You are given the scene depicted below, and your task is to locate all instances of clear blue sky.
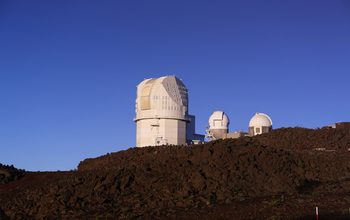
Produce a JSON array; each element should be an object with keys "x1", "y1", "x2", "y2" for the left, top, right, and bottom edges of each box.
[{"x1": 1, "y1": 0, "x2": 349, "y2": 171}]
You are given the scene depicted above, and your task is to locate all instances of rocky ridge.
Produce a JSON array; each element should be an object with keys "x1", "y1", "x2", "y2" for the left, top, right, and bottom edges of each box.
[
  {"x1": 1, "y1": 127, "x2": 350, "y2": 219},
  {"x1": 0, "y1": 164, "x2": 25, "y2": 186}
]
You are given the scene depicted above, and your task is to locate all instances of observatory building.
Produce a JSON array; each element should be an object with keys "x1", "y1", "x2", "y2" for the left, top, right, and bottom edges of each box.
[
  {"x1": 248, "y1": 113, "x2": 273, "y2": 136},
  {"x1": 206, "y1": 111, "x2": 273, "y2": 140},
  {"x1": 207, "y1": 111, "x2": 230, "y2": 140},
  {"x1": 134, "y1": 76, "x2": 204, "y2": 147},
  {"x1": 206, "y1": 111, "x2": 248, "y2": 140}
]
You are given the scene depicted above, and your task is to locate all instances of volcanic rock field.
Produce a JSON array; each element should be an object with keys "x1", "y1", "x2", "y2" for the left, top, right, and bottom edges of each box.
[{"x1": 1, "y1": 127, "x2": 350, "y2": 219}]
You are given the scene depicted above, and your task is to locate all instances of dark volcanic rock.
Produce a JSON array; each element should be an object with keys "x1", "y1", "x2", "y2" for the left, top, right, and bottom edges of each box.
[
  {"x1": 1, "y1": 127, "x2": 350, "y2": 219},
  {"x1": 0, "y1": 164, "x2": 25, "y2": 186}
]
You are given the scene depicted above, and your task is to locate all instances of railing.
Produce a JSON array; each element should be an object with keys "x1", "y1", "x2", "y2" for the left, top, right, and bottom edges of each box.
[{"x1": 133, "y1": 116, "x2": 191, "y2": 122}]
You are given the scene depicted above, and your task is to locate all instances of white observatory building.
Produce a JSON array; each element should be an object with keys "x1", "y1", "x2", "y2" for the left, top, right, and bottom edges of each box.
[
  {"x1": 208, "y1": 111, "x2": 230, "y2": 140},
  {"x1": 134, "y1": 76, "x2": 204, "y2": 147},
  {"x1": 206, "y1": 111, "x2": 247, "y2": 140},
  {"x1": 248, "y1": 113, "x2": 273, "y2": 136}
]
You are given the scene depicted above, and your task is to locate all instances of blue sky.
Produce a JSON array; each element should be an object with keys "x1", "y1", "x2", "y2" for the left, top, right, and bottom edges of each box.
[{"x1": 1, "y1": 0, "x2": 349, "y2": 171}]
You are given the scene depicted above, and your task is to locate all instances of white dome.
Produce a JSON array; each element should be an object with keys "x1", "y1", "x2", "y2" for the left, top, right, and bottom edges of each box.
[
  {"x1": 249, "y1": 113, "x2": 272, "y2": 127},
  {"x1": 209, "y1": 111, "x2": 230, "y2": 129}
]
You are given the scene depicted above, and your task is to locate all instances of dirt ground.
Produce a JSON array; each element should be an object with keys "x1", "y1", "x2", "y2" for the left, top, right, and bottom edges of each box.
[{"x1": 1, "y1": 126, "x2": 350, "y2": 219}]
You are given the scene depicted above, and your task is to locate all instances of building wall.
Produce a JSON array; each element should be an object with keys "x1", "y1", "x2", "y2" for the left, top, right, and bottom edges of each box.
[
  {"x1": 136, "y1": 119, "x2": 152, "y2": 147},
  {"x1": 249, "y1": 126, "x2": 272, "y2": 136},
  {"x1": 262, "y1": 126, "x2": 271, "y2": 134},
  {"x1": 209, "y1": 129, "x2": 228, "y2": 140},
  {"x1": 227, "y1": 132, "x2": 248, "y2": 139},
  {"x1": 160, "y1": 119, "x2": 187, "y2": 146},
  {"x1": 186, "y1": 114, "x2": 196, "y2": 142},
  {"x1": 136, "y1": 118, "x2": 187, "y2": 147},
  {"x1": 248, "y1": 127, "x2": 254, "y2": 137}
]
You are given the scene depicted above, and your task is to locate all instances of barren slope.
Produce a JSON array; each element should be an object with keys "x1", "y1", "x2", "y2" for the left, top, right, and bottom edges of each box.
[{"x1": 1, "y1": 127, "x2": 350, "y2": 219}]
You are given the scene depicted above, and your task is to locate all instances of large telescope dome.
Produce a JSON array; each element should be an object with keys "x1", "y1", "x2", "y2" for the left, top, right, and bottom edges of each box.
[
  {"x1": 134, "y1": 75, "x2": 196, "y2": 147},
  {"x1": 248, "y1": 113, "x2": 273, "y2": 136},
  {"x1": 209, "y1": 111, "x2": 230, "y2": 129},
  {"x1": 249, "y1": 113, "x2": 272, "y2": 127}
]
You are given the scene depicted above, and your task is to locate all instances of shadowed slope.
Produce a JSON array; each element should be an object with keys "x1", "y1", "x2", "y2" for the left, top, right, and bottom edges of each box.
[{"x1": 1, "y1": 127, "x2": 350, "y2": 219}]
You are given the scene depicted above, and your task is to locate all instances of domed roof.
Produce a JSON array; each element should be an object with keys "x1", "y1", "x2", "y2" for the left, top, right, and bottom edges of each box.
[
  {"x1": 249, "y1": 113, "x2": 272, "y2": 127},
  {"x1": 209, "y1": 111, "x2": 230, "y2": 129}
]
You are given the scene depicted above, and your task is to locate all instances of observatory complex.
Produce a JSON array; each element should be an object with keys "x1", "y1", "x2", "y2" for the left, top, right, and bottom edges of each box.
[
  {"x1": 134, "y1": 76, "x2": 204, "y2": 147},
  {"x1": 133, "y1": 75, "x2": 348, "y2": 146},
  {"x1": 206, "y1": 111, "x2": 273, "y2": 140},
  {"x1": 134, "y1": 76, "x2": 273, "y2": 147}
]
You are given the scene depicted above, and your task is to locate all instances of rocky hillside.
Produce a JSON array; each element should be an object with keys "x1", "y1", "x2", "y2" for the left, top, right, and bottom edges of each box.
[
  {"x1": 1, "y1": 127, "x2": 350, "y2": 219},
  {"x1": 0, "y1": 164, "x2": 25, "y2": 186}
]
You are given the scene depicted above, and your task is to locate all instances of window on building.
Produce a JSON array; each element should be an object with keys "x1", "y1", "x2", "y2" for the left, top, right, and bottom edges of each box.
[{"x1": 255, "y1": 127, "x2": 261, "y2": 134}]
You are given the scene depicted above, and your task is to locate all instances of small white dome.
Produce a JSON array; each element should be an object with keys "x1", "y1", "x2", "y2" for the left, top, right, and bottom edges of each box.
[
  {"x1": 249, "y1": 113, "x2": 272, "y2": 127},
  {"x1": 209, "y1": 111, "x2": 230, "y2": 129}
]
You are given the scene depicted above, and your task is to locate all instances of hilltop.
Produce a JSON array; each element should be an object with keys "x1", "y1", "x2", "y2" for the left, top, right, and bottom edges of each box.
[
  {"x1": 1, "y1": 127, "x2": 350, "y2": 219},
  {"x1": 0, "y1": 164, "x2": 25, "y2": 186}
]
